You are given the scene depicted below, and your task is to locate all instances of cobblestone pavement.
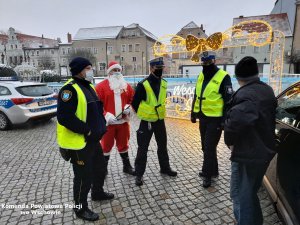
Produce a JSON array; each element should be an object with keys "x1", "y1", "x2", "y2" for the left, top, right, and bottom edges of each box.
[{"x1": 0, "y1": 117, "x2": 282, "y2": 225}]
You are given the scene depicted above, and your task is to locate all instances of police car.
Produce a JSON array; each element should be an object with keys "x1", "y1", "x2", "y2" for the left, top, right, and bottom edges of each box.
[{"x1": 0, "y1": 67, "x2": 57, "y2": 130}]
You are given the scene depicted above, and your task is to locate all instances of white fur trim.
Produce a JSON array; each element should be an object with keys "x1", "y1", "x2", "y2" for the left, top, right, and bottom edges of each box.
[{"x1": 107, "y1": 64, "x2": 122, "y2": 74}]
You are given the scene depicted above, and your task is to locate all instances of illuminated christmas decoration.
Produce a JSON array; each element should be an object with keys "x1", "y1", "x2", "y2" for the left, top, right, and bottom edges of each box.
[{"x1": 153, "y1": 20, "x2": 284, "y2": 119}]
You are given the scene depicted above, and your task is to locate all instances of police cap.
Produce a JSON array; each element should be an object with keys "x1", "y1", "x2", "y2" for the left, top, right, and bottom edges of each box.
[
  {"x1": 200, "y1": 51, "x2": 216, "y2": 62},
  {"x1": 149, "y1": 57, "x2": 164, "y2": 68}
]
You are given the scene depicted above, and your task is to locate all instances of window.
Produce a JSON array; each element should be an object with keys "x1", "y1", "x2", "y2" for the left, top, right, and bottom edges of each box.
[
  {"x1": 88, "y1": 48, "x2": 92, "y2": 53},
  {"x1": 94, "y1": 48, "x2": 98, "y2": 54},
  {"x1": 133, "y1": 64, "x2": 137, "y2": 71},
  {"x1": 9, "y1": 57, "x2": 13, "y2": 64},
  {"x1": 51, "y1": 49, "x2": 55, "y2": 54},
  {"x1": 67, "y1": 48, "x2": 71, "y2": 54},
  {"x1": 11, "y1": 45, "x2": 13, "y2": 49},
  {"x1": 276, "y1": 84, "x2": 300, "y2": 129},
  {"x1": 52, "y1": 60, "x2": 55, "y2": 66},
  {"x1": 135, "y1": 44, "x2": 140, "y2": 52},
  {"x1": 223, "y1": 48, "x2": 228, "y2": 56},
  {"x1": 31, "y1": 51, "x2": 34, "y2": 56},
  {"x1": 179, "y1": 52, "x2": 187, "y2": 59},
  {"x1": 133, "y1": 57, "x2": 137, "y2": 62},
  {"x1": 121, "y1": 44, "x2": 126, "y2": 52},
  {"x1": 241, "y1": 46, "x2": 246, "y2": 54},
  {"x1": 36, "y1": 51, "x2": 39, "y2": 56},
  {"x1": 62, "y1": 48, "x2": 66, "y2": 55},
  {"x1": 128, "y1": 44, "x2": 133, "y2": 52},
  {"x1": 121, "y1": 57, "x2": 124, "y2": 62},
  {"x1": 14, "y1": 56, "x2": 17, "y2": 64},
  {"x1": 99, "y1": 62, "x2": 106, "y2": 71},
  {"x1": 254, "y1": 46, "x2": 259, "y2": 53},
  {"x1": 0, "y1": 86, "x2": 12, "y2": 96},
  {"x1": 62, "y1": 58, "x2": 66, "y2": 64},
  {"x1": 121, "y1": 65, "x2": 125, "y2": 71},
  {"x1": 15, "y1": 44, "x2": 17, "y2": 49},
  {"x1": 107, "y1": 46, "x2": 113, "y2": 54}
]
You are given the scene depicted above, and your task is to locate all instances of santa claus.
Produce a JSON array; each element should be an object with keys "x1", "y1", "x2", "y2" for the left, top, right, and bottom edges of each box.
[{"x1": 95, "y1": 61, "x2": 135, "y2": 176}]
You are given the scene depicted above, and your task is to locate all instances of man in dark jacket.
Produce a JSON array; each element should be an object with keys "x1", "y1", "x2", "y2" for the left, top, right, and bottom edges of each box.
[
  {"x1": 57, "y1": 57, "x2": 114, "y2": 221},
  {"x1": 224, "y1": 56, "x2": 277, "y2": 225}
]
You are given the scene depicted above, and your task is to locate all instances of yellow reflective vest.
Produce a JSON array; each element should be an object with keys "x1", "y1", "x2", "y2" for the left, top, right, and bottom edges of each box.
[
  {"x1": 57, "y1": 79, "x2": 95, "y2": 150},
  {"x1": 137, "y1": 79, "x2": 167, "y2": 122},
  {"x1": 193, "y1": 69, "x2": 227, "y2": 117}
]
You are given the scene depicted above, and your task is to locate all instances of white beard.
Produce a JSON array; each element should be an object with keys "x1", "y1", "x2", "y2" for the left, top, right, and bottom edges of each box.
[{"x1": 108, "y1": 75, "x2": 127, "y2": 93}]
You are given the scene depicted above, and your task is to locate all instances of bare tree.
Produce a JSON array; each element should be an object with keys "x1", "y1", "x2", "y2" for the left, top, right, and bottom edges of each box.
[
  {"x1": 68, "y1": 49, "x2": 97, "y2": 68},
  {"x1": 39, "y1": 55, "x2": 55, "y2": 70}
]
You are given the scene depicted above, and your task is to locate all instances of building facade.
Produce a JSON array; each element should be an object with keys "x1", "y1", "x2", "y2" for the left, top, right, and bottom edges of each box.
[
  {"x1": 71, "y1": 24, "x2": 157, "y2": 76},
  {"x1": 232, "y1": 14, "x2": 293, "y2": 75},
  {"x1": 0, "y1": 27, "x2": 60, "y2": 73}
]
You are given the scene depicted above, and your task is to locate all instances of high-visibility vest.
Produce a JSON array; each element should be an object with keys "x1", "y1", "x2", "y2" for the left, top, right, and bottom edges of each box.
[
  {"x1": 193, "y1": 69, "x2": 227, "y2": 117},
  {"x1": 137, "y1": 79, "x2": 167, "y2": 122},
  {"x1": 57, "y1": 79, "x2": 95, "y2": 150}
]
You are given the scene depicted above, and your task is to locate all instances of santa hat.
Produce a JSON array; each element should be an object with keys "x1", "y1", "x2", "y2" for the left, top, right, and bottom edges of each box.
[{"x1": 107, "y1": 61, "x2": 122, "y2": 74}]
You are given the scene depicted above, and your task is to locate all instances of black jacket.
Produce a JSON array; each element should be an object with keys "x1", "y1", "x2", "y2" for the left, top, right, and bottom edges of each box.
[
  {"x1": 224, "y1": 78, "x2": 277, "y2": 164},
  {"x1": 132, "y1": 74, "x2": 164, "y2": 113},
  {"x1": 57, "y1": 77, "x2": 106, "y2": 142}
]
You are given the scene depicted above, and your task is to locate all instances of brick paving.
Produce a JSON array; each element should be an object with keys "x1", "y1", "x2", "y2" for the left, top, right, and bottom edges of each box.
[{"x1": 0, "y1": 117, "x2": 282, "y2": 225}]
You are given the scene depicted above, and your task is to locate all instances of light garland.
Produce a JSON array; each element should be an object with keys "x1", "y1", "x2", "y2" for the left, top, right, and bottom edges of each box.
[{"x1": 153, "y1": 20, "x2": 285, "y2": 119}]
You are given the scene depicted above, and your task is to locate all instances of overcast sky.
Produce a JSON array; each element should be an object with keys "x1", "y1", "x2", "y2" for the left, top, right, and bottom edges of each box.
[{"x1": 0, "y1": 0, "x2": 276, "y2": 42}]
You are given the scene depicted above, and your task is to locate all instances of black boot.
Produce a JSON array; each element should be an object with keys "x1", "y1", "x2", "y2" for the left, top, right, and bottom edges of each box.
[
  {"x1": 120, "y1": 152, "x2": 136, "y2": 175},
  {"x1": 160, "y1": 168, "x2": 177, "y2": 177},
  {"x1": 91, "y1": 191, "x2": 114, "y2": 201},
  {"x1": 74, "y1": 208, "x2": 99, "y2": 221},
  {"x1": 135, "y1": 176, "x2": 143, "y2": 186},
  {"x1": 104, "y1": 155, "x2": 110, "y2": 177},
  {"x1": 202, "y1": 177, "x2": 212, "y2": 188}
]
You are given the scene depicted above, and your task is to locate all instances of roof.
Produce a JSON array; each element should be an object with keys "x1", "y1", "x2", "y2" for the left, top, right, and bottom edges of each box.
[
  {"x1": 182, "y1": 21, "x2": 199, "y2": 29},
  {"x1": 126, "y1": 23, "x2": 157, "y2": 41},
  {"x1": 0, "y1": 32, "x2": 59, "y2": 48},
  {"x1": 73, "y1": 26, "x2": 124, "y2": 40},
  {"x1": 233, "y1": 13, "x2": 293, "y2": 37}
]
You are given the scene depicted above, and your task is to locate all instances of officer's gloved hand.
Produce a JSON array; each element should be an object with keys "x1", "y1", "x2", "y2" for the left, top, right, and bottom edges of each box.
[
  {"x1": 105, "y1": 112, "x2": 118, "y2": 125},
  {"x1": 191, "y1": 113, "x2": 197, "y2": 123},
  {"x1": 85, "y1": 130, "x2": 103, "y2": 142}
]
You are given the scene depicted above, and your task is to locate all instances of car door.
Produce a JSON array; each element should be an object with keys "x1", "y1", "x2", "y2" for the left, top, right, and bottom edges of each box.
[{"x1": 275, "y1": 82, "x2": 300, "y2": 224}]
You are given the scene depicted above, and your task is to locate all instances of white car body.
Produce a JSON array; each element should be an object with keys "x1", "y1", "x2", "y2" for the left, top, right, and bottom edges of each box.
[{"x1": 0, "y1": 81, "x2": 57, "y2": 130}]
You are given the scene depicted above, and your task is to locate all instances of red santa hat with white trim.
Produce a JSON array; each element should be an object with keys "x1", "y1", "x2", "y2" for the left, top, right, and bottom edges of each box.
[{"x1": 107, "y1": 61, "x2": 122, "y2": 74}]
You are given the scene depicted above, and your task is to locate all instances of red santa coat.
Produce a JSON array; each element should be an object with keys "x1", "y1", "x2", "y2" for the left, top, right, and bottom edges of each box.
[
  {"x1": 95, "y1": 79, "x2": 134, "y2": 124},
  {"x1": 95, "y1": 79, "x2": 134, "y2": 153}
]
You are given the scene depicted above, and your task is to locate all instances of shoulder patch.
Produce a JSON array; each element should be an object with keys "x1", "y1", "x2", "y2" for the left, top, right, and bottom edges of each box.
[
  {"x1": 61, "y1": 90, "x2": 72, "y2": 102},
  {"x1": 226, "y1": 86, "x2": 233, "y2": 94}
]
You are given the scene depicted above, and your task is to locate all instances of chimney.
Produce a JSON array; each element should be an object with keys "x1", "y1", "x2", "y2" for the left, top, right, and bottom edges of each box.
[
  {"x1": 67, "y1": 32, "x2": 72, "y2": 43},
  {"x1": 200, "y1": 24, "x2": 203, "y2": 31},
  {"x1": 42, "y1": 34, "x2": 44, "y2": 39},
  {"x1": 239, "y1": 15, "x2": 244, "y2": 18}
]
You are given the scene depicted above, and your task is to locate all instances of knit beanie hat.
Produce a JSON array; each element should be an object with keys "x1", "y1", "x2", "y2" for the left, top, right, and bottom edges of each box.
[
  {"x1": 69, "y1": 57, "x2": 92, "y2": 76},
  {"x1": 107, "y1": 61, "x2": 122, "y2": 74},
  {"x1": 235, "y1": 56, "x2": 259, "y2": 81}
]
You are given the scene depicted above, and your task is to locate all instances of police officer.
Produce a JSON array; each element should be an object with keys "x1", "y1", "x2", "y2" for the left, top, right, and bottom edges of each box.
[
  {"x1": 132, "y1": 57, "x2": 177, "y2": 186},
  {"x1": 191, "y1": 51, "x2": 233, "y2": 188},
  {"x1": 57, "y1": 57, "x2": 114, "y2": 221}
]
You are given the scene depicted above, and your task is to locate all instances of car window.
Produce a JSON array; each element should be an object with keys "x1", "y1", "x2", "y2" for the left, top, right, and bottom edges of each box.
[
  {"x1": 0, "y1": 86, "x2": 12, "y2": 96},
  {"x1": 276, "y1": 84, "x2": 300, "y2": 128},
  {"x1": 15, "y1": 85, "x2": 53, "y2": 97}
]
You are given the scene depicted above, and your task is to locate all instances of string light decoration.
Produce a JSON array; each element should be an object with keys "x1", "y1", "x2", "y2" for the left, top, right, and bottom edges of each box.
[{"x1": 152, "y1": 20, "x2": 285, "y2": 119}]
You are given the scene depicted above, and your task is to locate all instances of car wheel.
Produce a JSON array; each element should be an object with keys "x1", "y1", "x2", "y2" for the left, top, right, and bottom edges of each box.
[{"x1": 0, "y1": 112, "x2": 11, "y2": 131}]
